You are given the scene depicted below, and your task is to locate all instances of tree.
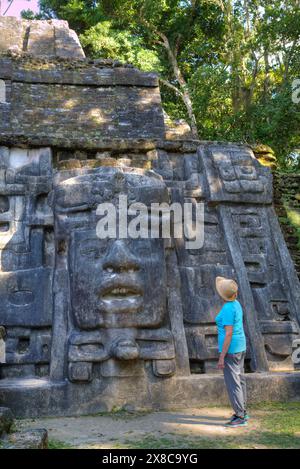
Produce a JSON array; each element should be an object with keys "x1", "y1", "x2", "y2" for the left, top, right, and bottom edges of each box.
[
  {"x1": 22, "y1": 0, "x2": 300, "y2": 167},
  {"x1": 95, "y1": 0, "x2": 225, "y2": 138},
  {"x1": 35, "y1": 1, "x2": 224, "y2": 137},
  {"x1": 80, "y1": 21, "x2": 163, "y2": 72}
]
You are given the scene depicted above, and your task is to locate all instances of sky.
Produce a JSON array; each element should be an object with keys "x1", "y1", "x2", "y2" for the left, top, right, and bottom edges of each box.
[{"x1": 1, "y1": 0, "x2": 40, "y2": 17}]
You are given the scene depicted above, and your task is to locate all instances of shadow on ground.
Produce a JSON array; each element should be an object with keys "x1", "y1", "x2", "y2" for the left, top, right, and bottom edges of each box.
[{"x1": 16, "y1": 404, "x2": 300, "y2": 449}]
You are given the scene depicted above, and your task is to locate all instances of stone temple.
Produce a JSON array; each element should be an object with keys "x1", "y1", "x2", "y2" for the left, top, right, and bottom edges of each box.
[{"x1": 0, "y1": 17, "x2": 299, "y2": 417}]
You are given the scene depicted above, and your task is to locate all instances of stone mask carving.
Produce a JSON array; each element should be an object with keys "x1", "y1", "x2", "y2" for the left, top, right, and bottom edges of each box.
[{"x1": 55, "y1": 167, "x2": 169, "y2": 331}]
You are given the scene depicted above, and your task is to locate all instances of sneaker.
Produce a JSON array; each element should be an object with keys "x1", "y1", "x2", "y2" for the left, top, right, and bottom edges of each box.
[
  {"x1": 230, "y1": 412, "x2": 249, "y2": 421},
  {"x1": 225, "y1": 417, "x2": 247, "y2": 427}
]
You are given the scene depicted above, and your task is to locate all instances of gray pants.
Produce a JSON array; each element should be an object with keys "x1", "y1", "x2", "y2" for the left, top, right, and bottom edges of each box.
[{"x1": 223, "y1": 351, "x2": 247, "y2": 418}]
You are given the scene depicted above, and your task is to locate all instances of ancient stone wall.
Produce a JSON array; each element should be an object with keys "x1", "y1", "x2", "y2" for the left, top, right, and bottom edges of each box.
[
  {"x1": 0, "y1": 147, "x2": 53, "y2": 379},
  {"x1": 274, "y1": 172, "x2": 300, "y2": 279},
  {"x1": 0, "y1": 55, "x2": 164, "y2": 142},
  {"x1": 0, "y1": 18, "x2": 299, "y2": 417},
  {"x1": 0, "y1": 17, "x2": 84, "y2": 58},
  {"x1": 0, "y1": 143, "x2": 299, "y2": 385}
]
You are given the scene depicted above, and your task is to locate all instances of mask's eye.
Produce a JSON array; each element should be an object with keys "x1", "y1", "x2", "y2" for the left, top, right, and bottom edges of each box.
[{"x1": 8, "y1": 290, "x2": 34, "y2": 306}]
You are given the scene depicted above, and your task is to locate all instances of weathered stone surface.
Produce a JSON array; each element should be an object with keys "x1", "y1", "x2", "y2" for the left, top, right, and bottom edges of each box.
[
  {"x1": 0, "y1": 407, "x2": 14, "y2": 436},
  {"x1": 0, "y1": 18, "x2": 299, "y2": 417},
  {"x1": 12, "y1": 65, "x2": 159, "y2": 87},
  {"x1": 0, "y1": 147, "x2": 53, "y2": 379},
  {"x1": 273, "y1": 172, "x2": 300, "y2": 280},
  {"x1": 0, "y1": 142, "x2": 298, "y2": 398},
  {"x1": 3, "y1": 428, "x2": 48, "y2": 449},
  {"x1": 199, "y1": 144, "x2": 273, "y2": 204},
  {"x1": 0, "y1": 56, "x2": 164, "y2": 142},
  {"x1": 163, "y1": 111, "x2": 193, "y2": 141},
  {"x1": 0, "y1": 18, "x2": 84, "y2": 58},
  {"x1": 0, "y1": 373, "x2": 300, "y2": 417}
]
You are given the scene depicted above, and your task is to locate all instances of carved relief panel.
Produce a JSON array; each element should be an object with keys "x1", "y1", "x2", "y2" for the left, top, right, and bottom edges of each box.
[
  {"x1": 158, "y1": 148, "x2": 239, "y2": 373},
  {"x1": 53, "y1": 166, "x2": 177, "y2": 383},
  {"x1": 0, "y1": 147, "x2": 54, "y2": 378},
  {"x1": 230, "y1": 205, "x2": 300, "y2": 369}
]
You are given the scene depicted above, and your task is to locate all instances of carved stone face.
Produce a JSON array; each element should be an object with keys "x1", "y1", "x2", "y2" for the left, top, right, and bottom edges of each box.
[
  {"x1": 55, "y1": 167, "x2": 169, "y2": 330},
  {"x1": 70, "y1": 233, "x2": 166, "y2": 329}
]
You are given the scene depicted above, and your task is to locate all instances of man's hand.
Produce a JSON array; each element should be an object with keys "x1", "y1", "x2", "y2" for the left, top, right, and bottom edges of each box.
[{"x1": 217, "y1": 354, "x2": 225, "y2": 369}]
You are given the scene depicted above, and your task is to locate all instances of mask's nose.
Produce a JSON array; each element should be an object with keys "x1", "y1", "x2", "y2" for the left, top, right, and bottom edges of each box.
[{"x1": 102, "y1": 240, "x2": 140, "y2": 273}]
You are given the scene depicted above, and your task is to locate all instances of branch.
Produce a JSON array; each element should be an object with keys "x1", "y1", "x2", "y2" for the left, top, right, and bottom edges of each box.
[
  {"x1": 174, "y1": 34, "x2": 182, "y2": 58},
  {"x1": 213, "y1": 0, "x2": 225, "y2": 12},
  {"x1": 155, "y1": 30, "x2": 170, "y2": 49},
  {"x1": 159, "y1": 78, "x2": 184, "y2": 98},
  {"x1": 250, "y1": 57, "x2": 260, "y2": 91},
  {"x1": 138, "y1": 9, "x2": 159, "y2": 35},
  {"x1": 137, "y1": 12, "x2": 170, "y2": 49},
  {"x1": 153, "y1": 39, "x2": 165, "y2": 47},
  {"x1": 3, "y1": 0, "x2": 14, "y2": 16},
  {"x1": 284, "y1": 37, "x2": 299, "y2": 78}
]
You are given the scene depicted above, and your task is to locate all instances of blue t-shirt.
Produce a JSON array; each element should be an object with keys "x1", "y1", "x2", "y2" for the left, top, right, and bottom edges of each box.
[{"x1": 216, "y1": 300, "x2": 246, "y2": 354}]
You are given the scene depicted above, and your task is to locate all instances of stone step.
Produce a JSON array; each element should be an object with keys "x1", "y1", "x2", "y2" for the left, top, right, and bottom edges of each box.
[{"x1": 1, "y1": 429, "x2": 48, "y2": 449}]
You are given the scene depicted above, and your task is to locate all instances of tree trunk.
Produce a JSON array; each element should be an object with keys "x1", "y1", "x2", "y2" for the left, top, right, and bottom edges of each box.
[
  {"x1": 158, "y1": 31, "x2": 199, "y2": 138},
  {"x1": 244, "y1": 0, "x2": 251, "y2": 37},
  {"x1": 222, "y1": 1, "x2": 243, "y2": 113},
  {"x1": 263, "y1": 48, "x2": 270, "y2": 101}
]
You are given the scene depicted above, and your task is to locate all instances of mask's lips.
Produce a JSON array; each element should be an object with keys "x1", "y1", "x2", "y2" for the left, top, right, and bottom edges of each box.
[
  {"x1": 100, "y1": 284, "x2": 143, "y2": 300},
  {"x1": 99, "y1": 280, "x2": 144, "y2": 313}
]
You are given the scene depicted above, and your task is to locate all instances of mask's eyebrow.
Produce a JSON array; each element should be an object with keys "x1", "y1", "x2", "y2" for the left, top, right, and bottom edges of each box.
[{"x1": 56, "y1": 203, "x2": 91, "y2": 213}]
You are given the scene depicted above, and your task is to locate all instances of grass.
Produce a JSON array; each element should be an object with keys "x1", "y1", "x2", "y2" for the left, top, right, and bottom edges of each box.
[
  {"x1": 252, "y1": 402, "x2": 300, "y2": 435},
  {"x1": 48, "y1": 439, "x2": 74, "y2": 449},
  {"x1": 120, "y1": 433, "x2": 300, "y2": 450},
  {"x1": 114, "y1": 402, "x2": 300, "y2": 449},
  {"x1": 89, "y1": 407, "x2": 152, "y2": 420},
  {"x1": 15, "y1": 402, "x2": 300, "y2": 449}
]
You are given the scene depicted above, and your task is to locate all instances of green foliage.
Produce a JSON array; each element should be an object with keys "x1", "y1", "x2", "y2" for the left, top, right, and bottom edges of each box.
[
  {"x1": 23, "y1": 0, "x2": 300, "y2": 167},
  {"x1": 21, "y1": 9, "x2": 44, "y2": 20},
  {"x1": 80, "y1": 22, "x2": 163, "y2": 72}
]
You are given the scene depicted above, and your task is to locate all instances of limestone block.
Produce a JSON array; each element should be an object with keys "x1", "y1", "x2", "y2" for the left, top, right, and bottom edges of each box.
[
  {"x1": 0, "y1": 17, "x2": 24, "y2": 53},
  {"x1": 0, "y1": 17, "x2": 84, "y2": 59},
  {"x1": 69, "y1": 362, "x2": 93, "y2": 383},
  {"x1": 152, "y1": 359, "x2": 176, "y2": 377},
  {"x1": 4, "y1": 429, "x2": 48, "y2": 449}
]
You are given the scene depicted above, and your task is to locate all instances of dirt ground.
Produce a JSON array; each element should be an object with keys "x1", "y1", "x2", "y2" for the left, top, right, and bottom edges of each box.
[{"x1": 16, "y1": 407, "x2": 263, "y2": 449}]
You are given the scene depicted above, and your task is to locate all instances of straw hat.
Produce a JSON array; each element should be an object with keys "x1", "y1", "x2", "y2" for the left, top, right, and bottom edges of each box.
[{"x1": 215, "y1": 276, "x2": 238, "y2": 301}]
